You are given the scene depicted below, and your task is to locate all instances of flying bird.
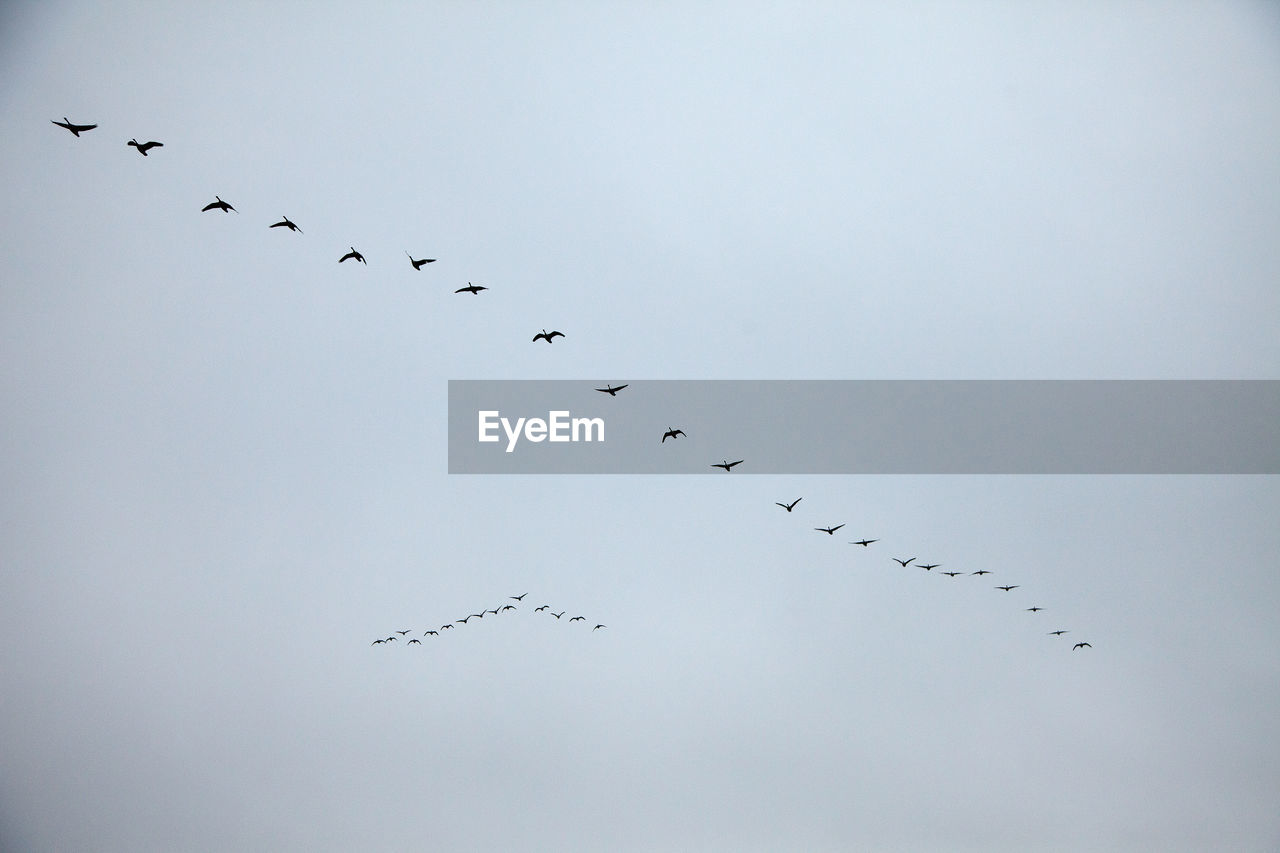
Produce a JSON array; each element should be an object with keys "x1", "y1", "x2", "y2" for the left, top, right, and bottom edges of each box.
[
  {"x1": 941, "y1": 571, "x2": 963, "y2": 577},
  {"x1": 661, "y1": 428, "x2": 685, "y2": 443},
  {"x1": 127, "y1": 138, "x2": 163, "y2": 155},
  {"x1": 892, "y1": 557, "x2": 916, "y2": 567},
  {"x1": 201, "y1": 196, "x2": 235, "y2": 213},
  {"x1": 711, "y1": 459, "x2": 743, "y2": 471},
  {"x1": 501, "y1": 605, "x2": 516, "y2": 612},
  {"x1": 534, "y1": 605, "x2": 549, "y2": 612},
  {"x1": 1073, "y1": 642, "x2": 1092, "y2": 650},
  {"x1": 1048, "y1": 630, "x2": 1069, "y2": 636},
  {"x1": 996, "y1": 585, "x2": 1019, "y2": 592},
  {"x1": 917, "y1": 563, "x2": 939, "y2": 571},
  {"x1": 385, "y1": 636, "x2": 397, "y2": 642},
  {"x1": 593, "y1": 624, "x2": 606, "y2": 631},
  {"x1": 569, "y1": 616, "x2": 585, "y2": 622},
  {"x1": 533, "y1": 329, "x2": 565, "y2": 343},
  {"x1": 776, "y1": 498, "x2": 802, "y2": 512},
  {"x1": 455, "y1": 282, "x2": 487, "y2": 294},
  {"x1": 408, "y1": 638, "x2": 421, "y2": 644},
  {"x1": 372, "y1": 639, "x2": 385, "y2": 645},
  {"x1": 339, "y1": 247, "x2": 366, "y2": 264},
  {"x1": 971, "y1": 569, "x2": 992, "y2": 576},
  {"x1": 1026, "y1": 607, "x2": 1044, "y2": 612},
  {"x1": 424, "y1": 630, "x2": 438, "y2": 636},
  {"x1": 551, "y1": 611, "x2": 565, "y2": 619},
  {"x1": 850, "y1": 539, "x2": 878, "y2": 547},
  {"x1": 456, "y1": 616, "x2": 472, "y2": 624},
  {"x1": 486, "y1": 608, "x2": 499, "y2": 615},
  {"x1": 815, "y1": 525, "x2": 845, "y2": 535},
  {"x1": 406, "y1": 252, "x2": 436, "y2": 269},
  {"x1": 595, "y1": 384, "x2": 628, "y2": 396},
  {"x1": 395, "y1": 630, "x2": 411, "y2": 635},
  {"x1": 510, "y1": 594, "x2": 527, "y2": 601},
  {"x1": 440, "y1": 624, "x2": 453, "y2": 630},
  {"x1": 52, "y1": 117, "x2": 97, "y2": 136},
  {"x1": 269, "y1": 216, "x2": 302, "y2": 232}
]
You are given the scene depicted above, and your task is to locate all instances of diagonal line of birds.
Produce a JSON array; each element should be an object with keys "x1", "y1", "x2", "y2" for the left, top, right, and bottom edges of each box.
[
  {"x1": 371, "y1": 594, "x2": 607, "y2": 647},
  {"x1": 51, "y1": 115, "x2": 1091, "y2": 655}
]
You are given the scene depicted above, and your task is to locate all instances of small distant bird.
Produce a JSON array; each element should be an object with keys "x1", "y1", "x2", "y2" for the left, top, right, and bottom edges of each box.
[
  {"x1": 1073, "y1": 642, "x2": 1092, "y2": 650},
  {"x1": 440, "y1": 624, "x2": 453, "y2": 630},
  {"x1": 455, "y1": 282, "x2": 487, "y2": 294},
  {"x1": 457, "y1": 616, "x2": 472, "y2": 624},
  {"x1": 711, "y1": 459, "x2": 743, "y2": 471},
  {"x1": 510, "y1": 594, "x2": 527, "y2": 601},
  {"x1": 395, "y1": 630, "x2": 410, "y2": 635},
  {"x1": 917, "y1": 563, "x2": 939, "y2": 571},
  {"x1": 534, "y1": 605, "x2": 549, "y2": 612},
  {"x1": 850, "y1": 539, "x2": 878, "y2": 547},
  {"x1": 593, "y1": 624, "x2": 606, "y2": 631},
  {"x1": 776, "y1": 498, "x2": 802, "y2": 512},
  {"x1": 501, "y1": 605, "x2": 516, "y2": 612},
  {"x1": 425, "y1": 630, "x2": 438, "y2": 636},
  {"x1": 486, "y1": 608, "x2": 499, "y2": 615},
  {"x1": 408, "y1": 638, "x2": 421, "y2": 644},
  {"x1": 406, "y1": 252, "x2": 436, "y2": 269},
  {"x1": 661, "y1": 428, "x2": 685, "y2": 443},
  {"x1": 201, "y1": 196, "x2": 235, "y2": 213},
  {"x1": 1026, "y1": 607, "x2": 1044, "y2": 612},
  {"x1": 339, "y1": 247, "x2": 366, "y2": 264},
  {"x1": 269, "y1": 216, "x2": 302, "y2": 232},
  {"x1": 1048, "y1": 630, "x2": 1069, "y2": 636},
  {"x1": 385, "y1": 636, "x2": 397, "y2": 642},
  {"x1": 52, "y1": 117, "x2": 97, "y2": 136},
  {"x1": 595, "y1": 384, "x2": 628, "y2": 396},
  {"x1": 127, "y1": 138, "x2": 163, "y2": 155},
  {"x1": 551, "y1": 611, "x2": 565, "y2": 619},
  {"x1": 372, "y1": 639, "x2": 385, "y2": 645},
  {"x1": 569, "y1": 616, "x2": 585, "y2": 622},
  {"x1": 533, "y1": 329, "x2": 565, "y2": 343},
  {"x1": 996, "y1": 585, "x2": 1019, "y2": 592},
  {"x1": 941, "y1": 571, "x2": 962, "y2": 577},
  {"x1": 892, "y1": 557, "x2": 916, "y2": 567},
  {"x1": 971, "y1": 570, "x2": 992, "y2": 576},
  {"x1": 815, "y1": 525, "x2": 845, "y2": 535}
]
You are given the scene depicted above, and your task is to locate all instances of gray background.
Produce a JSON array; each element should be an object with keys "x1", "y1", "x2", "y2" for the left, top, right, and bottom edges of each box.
[{"x1": 3, "y1": 2, "x2": 1279, "y2": 851}]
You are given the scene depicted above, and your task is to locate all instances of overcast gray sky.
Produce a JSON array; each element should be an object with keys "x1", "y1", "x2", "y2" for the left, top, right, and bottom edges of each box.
[{"x1": 2, "y1": 2, "x2": 1279, "y2": 851}]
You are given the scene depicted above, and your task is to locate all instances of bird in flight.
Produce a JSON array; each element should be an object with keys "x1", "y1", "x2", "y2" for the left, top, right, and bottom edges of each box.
[
  {"x1": 917, "y1": 563, "x2": 939, "y2": 571},
  {"x1": 406, "y1": 252, "x2": 436, "y2": 269},
  {"x1": 532, "y1": 329, "x2": 565, "y2": 343},
  {"x1": 996, "y1": 585, "x2": 1019, "y2": 592},
  {"x1": 593, "y1": 624, "x2": 606, "y2": 631},
  {"x1": 534, "y1": 605, "x2": 549, "y2": 612},
  {"x1": 892, "y1": 557, "x2": 916, "y2": 567},
  {"x1": 455, "y1": 282, "x2": 487, "y2": 294},
  {"x1": 201, "y1": 196, "x2": 236, "y2": 213},
  {"x1": 339, "y1": 247, "x2": 366, "y2": 264},
  {"x1": 395, "y1": 630, "x2": 411, "y2": 635},
  {"x1": 850, "y1": 539, "x2": 878, "y2": 547},
  {"x1": 424, "y1": 630, "x2": 438, "y2": 636},
  {"x1": 52, "y1": 117, "x2": 97, "y2": 136},
  {"x1": 661, "y1": 428, "x2": 685, "y2": 443},
  {"x1": 1026, "y1": 607, "x2": 1044, "y2": 612},
  {"x1": 1048, "y1": 630, "x2": 1069, "y2": 636},
  {"x1": 569, "y1": 616, "x2": 586, "y2": 622},
  {"x1": 711, "y1": 459, "x2": 743, "y2": 471},
  {"x1": 501, "y1": 605, "x2": 516, "y2": 612},
  {"x1": 127, "y1": 138, "x2": 163, "y2": 155},
  {"x1": 595, "y1": 384, "x2": 628, "y2": 396},
  {"x1": 510, "y1": 593, "x2": 527, "y2": 601},
  {"x1": 269, "y1": 216, "x2": 302, "y2": 233},
  {"x1": 456, "y1": 616, "x2": 472, "y2": 624},
  {"x1": 440, "y1": 624, "x2": 453, "y2": 630},
  {"x1": 1073, "y1": 642, "x2": 1092, "y2": 650},
  {"x1": 551, "y1": 611, "x2": 565, "y2": 619},
  {"x1": 815, "y1": 524, "x2": 845, "y2": 535},
  {"x1": 408, "y1": 638, "x2": 421, "y2": 644},
  {"x1": 776, "y1": 498, "x2": 802, "y2": 512},
  {"x1": 372, "y1": 639, "x2": 385, "y2": 645},
  {"x1": 941, "y1": 571, "x2": 963, "y2": 577},
  {"x1": 971, "y1": 569, "x2": 991, "y2": 576}
]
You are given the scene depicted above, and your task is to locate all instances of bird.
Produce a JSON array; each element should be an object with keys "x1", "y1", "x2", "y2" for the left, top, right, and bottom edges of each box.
[
  {"x1": 456, "y1": 616, "x2": 472, "y2": 624},
  {"x1": 440, "y1": 624, "x2": 453, "y2": 630},
  {"x1": 395, "y1": 630, "x2": 410, "y2": 635},
  {"x1": 510, "y1": 594, "x2": 527, "y2": 601},
  {"x1": 941, "y1": 571, "x2": 963, "y2": 577},
  {"x1": 127, "y1": 138, "x2": 163, "y2": 155},
  {"x1": 406, "y1": 252, "x2": 436, "y2": 269},
  {"x1": 339, "y1": 247, "x2": 366, "y2": 264},
  {"x1": 385, "y1": 636, "x2": 397, "y2": 642},
  {"x1": 201, "y1": 196, "x2": 235, "y2": 213},
  {"x1": 408, "y1": 638, "x2": 421, "y2": 644},
  {"x1": 917, "y1": 563, "x2": 940, "y2": 571},
  {"x1": 1026, "y1": 607, "x2": 1044, "y2": 612},
  {"x1": 1073, "y1": 642, "x2": 1092, "y2": 650},
  {"x1": 711, "y1": 459, "x2": 743, "y2": 471},
  {"x1": 595, "y1": 384, "x2": 628, "y2": 396},
  {"x1": 501, "y1": 605, "x2": 516, "y2": 612},
  {"x1": 533, "y1": 329, "x2": 565, "y2": 343},
  {"x1": 971, "y1": 569, "x2": 992, "y2": 576},
  {"x1": 815, "y1": 525, "x2": 845, "y2": 535},
  {"x1": 534, "y1": 605, "x2": 549, "y2": 612},
  {"x1": 551, "y1": 611, "x2": 565, "y2": 619},
  {"x1": 52, "y1": 117, "x2": 97, "y2": 136},
  {"x1": 424, "y1": 630, "x2": 438, "y2": 636},
  {"x1": 850, "y1": 539, "x2": 878, "y2": 547},
  {"x1": 593, "y1": 624, "x2": 606, "y2": 631},
  {"x1": 486, "y1": 608, "x2": 499, "y2": 615},
  {"x1": 455, "y1": 282, "x2": 487, "y2": 294},
  {"x1": 661, "y1": 428, "x2": 686, "y2": 443},
  {"x1": 892, "y1": 557, "x2": 916, "y2": 567},
  {"x1": 372, "y1": 639, "x2": 385, "y2": 645},
  {"x1": 569, "y1": 616, "x2": 585, "y2": 622},
  {"x1": 996, "y1": 585, "x2": 1019, "y2": 592},
  {"x1": 269, "y1": 216, "x2": 302, "y2": 233},
  {"x1": 1048, "y1": 630, "x2": 1069, "y2": 636}
]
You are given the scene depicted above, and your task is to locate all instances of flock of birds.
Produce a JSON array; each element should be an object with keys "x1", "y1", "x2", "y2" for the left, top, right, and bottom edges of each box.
[
  {"x1": 52, "y1": 114, "x2": 1091, "y2": 655},
  {"x1": 372, "y1": 594, "x2": 606, "y2": 647}
]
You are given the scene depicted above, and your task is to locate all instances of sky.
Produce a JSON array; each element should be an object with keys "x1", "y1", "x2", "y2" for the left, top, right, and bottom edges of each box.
[{"x1": 2, "y1": 2, "x2": 1279, "y2": 851}]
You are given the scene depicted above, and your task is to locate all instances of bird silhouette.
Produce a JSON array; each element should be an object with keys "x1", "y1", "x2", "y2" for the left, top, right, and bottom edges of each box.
[
  {"x1": 569, "y1": 616, "x2": 585, "y2": 622},
  {"x1": 892, "y1": 557, "x2": 916, "y2": 567},
  {"x1": 269, "y1": 216, "x2": 302, "y2": 232},
  {"x1": 456, "y1": 616, "x2": 472, "y2": 624},
  {"x1": 776, "y1": 498, "x2": 802, "y2": 512},
  {"x1": 425, "y1": 630, "x2": 438, "y2": 636},
  {"x1": 917, "y1": 563, "x2": 940, "y2": 571},
  {"x1": 1026, "y1": 607, "x2": 1044, "y2": 612},
  {"x1": 593, "y1": 624, "x2": 606, "y2": 631},
  {"x1": 339, "y1": 247, "x2": 366, "y2": 264},
  {"x1": 372, "y1": 639, "x2": 385, "y2": 645},
  {"x1": 408, "y1": 638, "x2": 421, "y2": 644},
  {"x1": 711, "y1": 459, "x2": 743, "y2": 471},
  {"x1": 815, "y1": 525, "x2": 845, "y2": 535},
  {"x1": 455, "y1": 282, "x2": 487, "y2": 294},
  {"x1": 996, "y1": 585, "x2": 1019, "y2": 592},
  {"x1": 385, "y1": 636, "x2": 397, "y2": 642},
  {"x1": 1048, "y1": 630, "x2": 1069, "y2": 636},
  {"x1": 661, "y1": 428, "x2": 686, "y2": 443},
  {"x1": 850, "y1": 539, "x2": 878, "y2": 547},
  {"x1": 440, "y1": 624, "x2": 453, "y2": 630},
  {"x1": 201, "y1": 196, "x2": 235, "y2": 213},
  {"x1": 501, "y1": 605, "x2": 516, "y2": 612},
  {"x1": 533, "y1": 329, "x2": 565, "y2": 343},
  {"x1": 534, "y1": 605, "x2": 549, "y2": 612},
  {"x1": 1073, "y1": 642, "x2": 1092, "y2": 650},
  {"x1": 127, "y1": 138, "x2": 163, "y2": 155},
  {"x1": 971, "y1": 569, "x2": 992, "y2": 576},
  {"x1": 406, "y1": 252, "x2": 436, "y2": 269},
  {"x1": 595, "y1": 384, "x2": 628, "y2": 396},
  {"x1": 551, "y1": 611, "x2": 565, "y2": 619},
  {"x1": 510, "y1": 593, "x2": 527, "y2": 601},
  {"x1": 52, "y1": 117, "x2": 97, "y2": 136},
  {"x1": 941, "y1": 571, "x2": 962, "y2": 577},
  {"x1": 395, "y1": 630, "x2": 410, "y2": 635},
  {"x1": 486, "y1": 608, "x2": 499, "y2": 615}
]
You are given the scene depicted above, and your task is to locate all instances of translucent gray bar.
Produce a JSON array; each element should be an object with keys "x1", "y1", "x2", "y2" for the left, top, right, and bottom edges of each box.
[{"x1": 447, "y1": 380, "x2": 1279, "y2": 474}]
